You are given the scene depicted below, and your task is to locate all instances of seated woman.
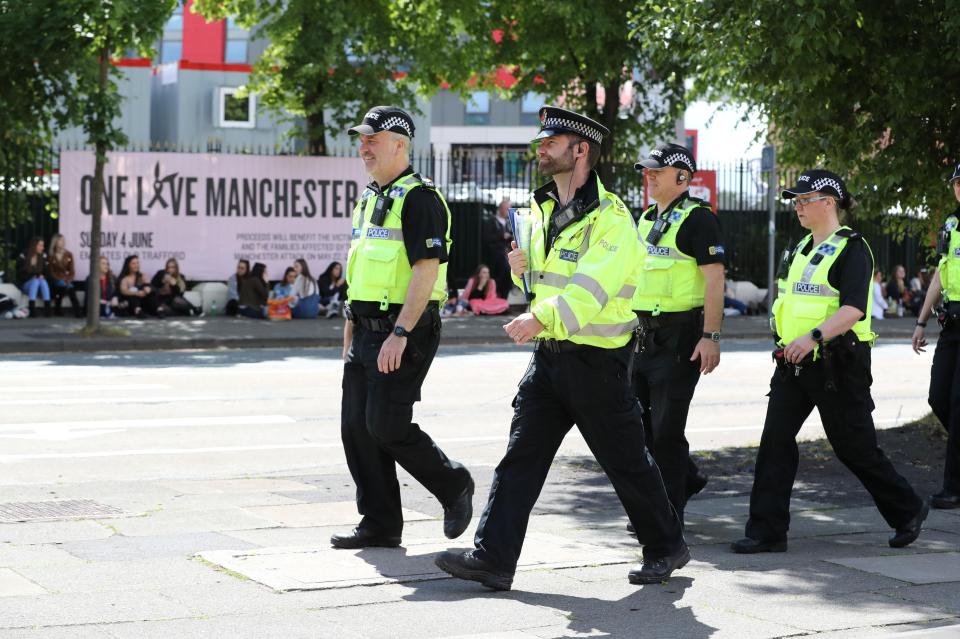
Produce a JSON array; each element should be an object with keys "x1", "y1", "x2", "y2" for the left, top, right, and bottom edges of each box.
[
  {"x1": 238, "y1": 262, "x2": 269, "y2": 319},
  {"x1": 292, "y1": 258, "x2": 320, "y2": 319},
  {"x1": 47, "y1": 234, "x2": 82, "y2": 318},
  {"x1": 267, "y1": 267, "x2": 297, "y2": 320},
  {"x1": 460, "y1": 264, "x2": 509, "y2": 316},
  {"x1": 86, "y1": 255, "x2": 119, "y2": 318},
  {"x1": 317, "y1": 261, "x2": 347, "y2": 318},
  {"x1": 16, "y1": 236, "x2": 51, "y2": 317},
  {"x1": 117, "y1": 255, "x2": 156, "y2": 318},
  {"x1": 225, "y1": 259, "x2": 250, "y2": 316},
  {"x1": 151, "y1": 258, "x2": 202, "y2": 317}
]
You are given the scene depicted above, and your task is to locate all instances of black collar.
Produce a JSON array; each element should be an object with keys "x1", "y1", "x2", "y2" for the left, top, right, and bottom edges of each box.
[
  {"x1": 371, "y1": 165, "x2": 414, "y2": 194},
  {"x1": 533, "y1": 170, "x2": 601, "y2": 209},
  {"x1": 644, "y1": 190, "x2": 690, "y2": 220}
]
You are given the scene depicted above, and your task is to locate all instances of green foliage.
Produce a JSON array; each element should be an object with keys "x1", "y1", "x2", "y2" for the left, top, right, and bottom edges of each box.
[{"x1": 690, "y1": 0, "x2": 960, "y2": 235}]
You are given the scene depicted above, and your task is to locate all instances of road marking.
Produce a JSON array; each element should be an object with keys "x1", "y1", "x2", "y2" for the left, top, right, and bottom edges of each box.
[
  {"x1": 0, "y1": 415, "x2": 296, "y2": 441},
  {"x1": 0, "y1": 395, "x2": 286, "y2": 407},
  {"x1": 0, "y1": 384, "x2": 171, "y2": 394},
  {"x1": 0, "y1": 435, "x2": 507, "y2": 462}
]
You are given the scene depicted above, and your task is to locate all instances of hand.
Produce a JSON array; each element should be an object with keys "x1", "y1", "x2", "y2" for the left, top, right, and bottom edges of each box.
[
  {"x1": 507, "y1": 241, "x2": 528, "y2": 277},
  {"x1": 912, "y1": 325, "x2": 928, "y2": 354},
  {"x1": 783, "y1": 334, "x2": 816, "y2": 364},
  {"x1": 377, "y1": 333, "x2": 406, "y2": 373},
  {"x1": 691, "y1": 338, "x2": 721, "y2": 374},
  {"x1": 503, "y1": 312, "x2": 544, "y2": 345}
]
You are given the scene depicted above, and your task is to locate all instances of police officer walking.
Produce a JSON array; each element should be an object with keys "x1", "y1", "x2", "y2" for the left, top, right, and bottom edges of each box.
[
  {"x1": 331, "y1": 106, "x2": 474, "y2": 550},
  {"x1": 434, "y1": 106, "x2": 687, "y2": 590},
  {"x1": 911, "y1": 162, "x2": 960, "y2": 510},
  {"x1": 732, "y1": 170, "x2": 927, "y2": 553},
  {"x1": 630, "y1": 144, "x2": 724, "y2": 525}
]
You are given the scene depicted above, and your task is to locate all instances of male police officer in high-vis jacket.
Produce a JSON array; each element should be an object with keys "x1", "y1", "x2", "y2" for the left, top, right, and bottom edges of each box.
[
  {"x1": 331, "y1": 106, "x2": 474, "y2": 550},
  {"x1": 630, "y1": 144, "x2": 724, "y2": 526},
  {"x1": 732, "y1": 169, "x2": 926, "y2": 554},
  {"x1": 912, "y1": 162, "x2": 960, "y2": 510},
  {"x1": 435, "y1": 106, "x2": 687, "y2": 591}
]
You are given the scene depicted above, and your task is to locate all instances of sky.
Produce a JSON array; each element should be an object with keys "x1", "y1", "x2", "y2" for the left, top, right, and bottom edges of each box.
[{"x1": 684, "y1": 101, "x2": 767, "y2": 164}]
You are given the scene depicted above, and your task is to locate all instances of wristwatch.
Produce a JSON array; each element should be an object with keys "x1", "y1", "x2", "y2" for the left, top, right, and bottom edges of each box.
[
  {"x1": 811, "y1": 327, "x2": 823, "y2": 342},
  {"x1": 702, "y1": 331, "x2": 721, "y2": 342},
  {"x1": 916, "y1": 320, "x2": 927, "y2": 328},
  {"x1": 393, "y1": 325, "x2": 411, "y2": 338}
]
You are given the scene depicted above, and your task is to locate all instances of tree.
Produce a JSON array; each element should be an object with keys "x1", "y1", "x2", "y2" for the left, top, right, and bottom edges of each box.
[
  {"x1": 416, "y1": 1, "x2": 695, "y2": 184},
  {"x1": 194, "y1": 0, "x2": 443, "y2": 155},
  {"x1": 689, "y1": 0, "x2": 960, "y2": 236},
  {"x1": 66, "y1": 1, "x2": 175, "y2": 332}
]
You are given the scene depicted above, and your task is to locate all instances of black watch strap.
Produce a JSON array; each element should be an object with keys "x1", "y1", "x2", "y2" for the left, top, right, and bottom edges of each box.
[
  {"x1": 702, "y1": 331, "x2": 721, "y2": 342},
  {"x1": 393, "y1": 325, "x2": 411, "y2": 338},
  {"x1": 916, "y1": 320, "x2": 927, "y2": 327}
]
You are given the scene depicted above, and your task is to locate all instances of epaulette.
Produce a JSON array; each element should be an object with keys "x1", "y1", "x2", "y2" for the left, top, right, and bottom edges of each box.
[
  {"x1": 684, "y1": 196, "x2": 712, "y2": 210},
  {"x1": 835, "y1": 228, "x2": 862, "y2": 240},
  {"x1": 413, "y1": 173, "x2": 437, "y2": 191}
]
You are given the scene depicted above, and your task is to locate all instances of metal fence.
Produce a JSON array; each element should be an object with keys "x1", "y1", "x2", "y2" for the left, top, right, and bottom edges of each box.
[{"x1": 0, "y1": 147, "x2": 928, "y2": 290}]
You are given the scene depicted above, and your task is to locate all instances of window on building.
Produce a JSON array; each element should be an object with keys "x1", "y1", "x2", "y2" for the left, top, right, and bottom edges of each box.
[
  {"x1": 160, "y1": 41, "x2": 182, "y2": 64},
  {"x1": 165, "y1": 2, "x2": 183, "y2": 30},
  {"x1": 217, "y1": 87, "x2": 256, "y2": 128},
  {"x1": 224, "y1": 39, "x2": 248, "y2": 64},
  {"x1": 465, "y1": 92, "x2": 490, "y2": 126},
  {"x1": 520, "y1": 92, "x2": 545, "y2": 125}
]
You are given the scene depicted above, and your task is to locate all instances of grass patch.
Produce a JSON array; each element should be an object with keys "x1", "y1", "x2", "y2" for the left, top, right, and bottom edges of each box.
[{"x1": 193, "y1": 556, "x2": 251, "y2": 582}]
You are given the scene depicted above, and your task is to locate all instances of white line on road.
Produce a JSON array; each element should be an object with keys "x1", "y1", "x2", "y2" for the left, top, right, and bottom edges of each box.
[
  {"x1": 0, "y1": 435, "x2": 507, "y2": 463},
  {"x1": 0, "y1": 383, "x2": 172, "y2": 393},
  {"x1": 0, "y1": 415, "x2": 296, "y2": 433}
]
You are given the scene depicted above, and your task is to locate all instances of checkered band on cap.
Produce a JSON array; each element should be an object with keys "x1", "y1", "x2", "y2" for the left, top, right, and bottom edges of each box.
[
  {"x1": 662, "y1": 152, "x2": 694, "y2": 172},
  {"x1": 381, "y1": 115, "x2": 412, "y2": 137},
  {"x1": 543, "y1": 116, "x2": 604, "y2": 144},
  {"x1": 810, "y1": 177, "x2": 844, "y2": 199}
]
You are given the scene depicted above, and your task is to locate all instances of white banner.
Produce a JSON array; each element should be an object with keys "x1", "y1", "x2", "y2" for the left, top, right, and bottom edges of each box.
[{"x1": 58, "y1": 151, "x2": 368, "y2": 281}]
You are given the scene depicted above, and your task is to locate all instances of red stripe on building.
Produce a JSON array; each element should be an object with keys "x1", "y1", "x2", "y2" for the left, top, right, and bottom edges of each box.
[
  {"x1": 182, "y1": 0, "x2": 225, "y2": 65},
  {"x1": 112, "y1": 58, "x2": 152, "y2": 68},
  {"x1": 179, "y1": 60, "x2": 253, "y2": 73}
]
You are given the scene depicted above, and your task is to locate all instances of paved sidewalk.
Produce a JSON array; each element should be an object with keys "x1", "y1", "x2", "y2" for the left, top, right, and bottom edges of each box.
[
  {"x1": 0, "y1": 313, "x2": 935, "y2": 354},
  {"x1": 1, "y1": 466, "x2": 958, "y2": 637}
]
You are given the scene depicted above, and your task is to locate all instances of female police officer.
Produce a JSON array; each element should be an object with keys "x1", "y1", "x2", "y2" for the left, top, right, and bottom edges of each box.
[
  {"x1": 732, "y1": 170, "x2": 927, "y2": 553},
  {"x1": 911, "y1": 162, "x2": 960, "y2": 510}
]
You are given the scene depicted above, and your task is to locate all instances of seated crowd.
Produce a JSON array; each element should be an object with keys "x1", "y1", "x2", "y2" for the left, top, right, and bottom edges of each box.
[{"x1": 229, "y1": 258, "x2": 347, "y2": 320}]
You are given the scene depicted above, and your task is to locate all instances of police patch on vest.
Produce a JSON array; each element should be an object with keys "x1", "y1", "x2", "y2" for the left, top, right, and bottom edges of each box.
[
  {"x1": 793, "y1": 282, "x2": 822, "y2": 295},
  {"x1": 426, "y1": 237, "x2": 442, "y2": 248},
  {"x1": 947, "y1": 216, "x2": 959, "y2": 232},
  {"x1": 647, "y1": 245, "x2": 671, "y2": 257},
  {"x1": 559, "y1": 249, "x2": 579, "y2": 262},
  {"x1": 708, "y1": 245, "x2": 725, "y2": 256},
  {"x1": 953, "y1": 247, "x2": 960, "y2": 258},
  {"x1": 366, "y1": 227, "x2": 390, "y2": 239},
  {"x1": 388, "y1": 186, "x2": 406, "y2": 199},
  {"x1": 352, "y1": 228, "x2": 361, "y2": 239},
  {"x1": 668, "y1": 210, "x2": 683, "y2": 223},
  {"x1": 817, "y1": 244, "x2": 838, "y2": 256}
]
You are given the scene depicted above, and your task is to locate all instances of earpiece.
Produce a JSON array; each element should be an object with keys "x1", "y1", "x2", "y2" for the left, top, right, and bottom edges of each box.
[{"x1": 676, "y1": 172, "x2": 687, "y2": 185}]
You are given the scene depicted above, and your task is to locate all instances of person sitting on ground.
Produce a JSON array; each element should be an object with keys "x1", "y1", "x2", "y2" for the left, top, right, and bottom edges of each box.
[
  {"x1": 292, "y1": 258, "x2": 320, "y2": 319},
  {"x1": 117, "y1": 255, "x2": 156, "y2": 318},
  {"x1": 16, "y1": 236, "x2": 52, "y2": 317},
  {"x1": 887, "y1": 264, "x2": 909, "y2": 316},
  {"x1": 46, "y1": 234, "x2": 82, "y2": 318},
  {"x1": 872, "y1": 269, "x2": 888, "y2": 320},
  {"x1": 151, "y1": 258, "x2": 202, "y2": 317},
  {"x1": 87, "y1": 255, "x2": 119, "y2": 318},
  {"x1": 267, "y1": 266, "x2": 297, "y2": 320},
  {"x1": 317, "y1": 261, "x2": 346, "y2": 318},
  {"x1": 460, "y1": 264, "x2": 509, "y2": 316},
  {"x1": 907, "y1": 267, "x2": 927, "y2": 317},
  {"x1": 238, "y1": 262, "x2": 269, "y2": 319},
  {"x1": 723, "y1": 278, "x2": 748, "y2": 316},
  {"x1": 225, "y1": 259, "x2": 249, "y2": 316}
]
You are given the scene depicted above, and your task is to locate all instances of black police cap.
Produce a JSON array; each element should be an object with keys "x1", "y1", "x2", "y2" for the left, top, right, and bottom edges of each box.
[
  {"x1": 533, "y1": 106, "x2": 608, "y2": 145},
  {"x1": 949, "y1": 162, "x2": 960, "y2": 184},
  {"x1": 347, "y1": 106, "x2": 415, "y2": 138},
  {"x1": 781, "y1": 169, "x2": 851, "y2": 209},
  {"x1": 635, "y1": 143, "x2": 697, "y2": 174}
]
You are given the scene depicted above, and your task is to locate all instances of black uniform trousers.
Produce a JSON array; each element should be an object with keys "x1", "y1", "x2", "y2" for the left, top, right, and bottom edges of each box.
[
  {"x1": 746, "y1": 344, "x2": 923, "y2": 541},
  {"x1": 341, "y1": 310, "x2": 470, "y2": 537},
  {"x1": 474, "y1": 341, "x2": 684, "y2": 573},
  {"x1": 631, "y1": 320, "x2": 704, "y2": 516},
  {"x1": 928, "y1": 325, "x2": 960, "y2": 494}
]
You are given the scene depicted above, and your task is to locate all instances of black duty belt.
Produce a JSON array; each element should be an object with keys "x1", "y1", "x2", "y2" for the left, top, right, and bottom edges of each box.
[
  {"x1": 534, "y1": 339, "x2": 591, "y2": 353},
  {"x1": 353, "y1": 303, "x2": 438, "y2": 333},
  {"x1": 634, "y1": 308, "x2": 702, "y2": 331}
]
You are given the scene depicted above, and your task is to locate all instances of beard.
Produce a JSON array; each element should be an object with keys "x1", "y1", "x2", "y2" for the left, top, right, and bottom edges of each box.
[{"x1": 538, "y1": 150, "x2": 576, "y2": 177}]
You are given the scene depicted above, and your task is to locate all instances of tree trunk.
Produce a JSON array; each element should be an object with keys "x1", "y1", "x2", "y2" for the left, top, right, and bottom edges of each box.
[
  {"x1": 595, "y1": 79, "x2": 621, "y2": 186},
  {"x1": 304, "y1": 81, "x2": 326, "y2": 155},
  {"x1": 84, "y1": 47, "x2": 109, "y2": 332}
]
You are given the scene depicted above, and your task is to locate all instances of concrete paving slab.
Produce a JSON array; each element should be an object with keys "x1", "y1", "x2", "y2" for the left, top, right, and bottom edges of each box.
[
  {"x1": 0, "y1": 568, "x2": 46, "y2": 597},
  {"x1": 161, "y1": 492, "x2": 306, "y2": 511},
  {"x1": 877, "y1": 584, "x2": 960, "y2": 615},
  {"x1": 0, "y1": 627, "x2": 109, "y2": 639},
  {"x1": 198, "y1": 532, "x2": 628, "y2": 592},
  {"x1": 60, "y1": 531, "x2": 259, "y2": 562},
  {"x1": 102, "y1": 508, "x2": 277, "y2": 537},
  {"x1": 0, "y1": 589, "x2": 196, "y2": 630},
  {"x1": 17, "y1": 557, "x2": 236, "y2": 594},
  {"x1": 812, "y1": 622, "x2": 960, "y2": 637},
  {"x1": 827, "y1": 552, "x2": 960, "y2": 585},
  {"x1": 683, "y1": 495, "x2": 838, "y2": 517},
  {"x1": 0, "y1": 543, "x2": 86, "y2": 568},
  {"x1": 0, "y1": 520, "x2": 111, "y2": 545},
  {"x1": 98, "y1": 613, "x2": 369, "y2": 639},
  {"x1": 158, "y1": 478, "x2": 320, "y2": 495},
  {"x1": 241, "y1": 501, "x2": 432, "y2": 528},
  {"x1": 822, "y1": 529, "x2": 960, "y2": 554}
]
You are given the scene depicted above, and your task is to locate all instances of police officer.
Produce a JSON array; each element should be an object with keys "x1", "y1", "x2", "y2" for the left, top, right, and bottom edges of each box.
[
  {"x1": 331, "y1": 106, "x2": 474, "y2": 550},
  {"x1": 630, "y1": 144, "x2": 724, "y2": 525},
  {"x1": 911, "y1": 162, "x2": 960, "y2": 510},
  {"x1": 434, "y1": 106, "x2": 687, "y2": 590},
  {"x1": 732, "y1": 170, "x2": 927, "y2": 553}
]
